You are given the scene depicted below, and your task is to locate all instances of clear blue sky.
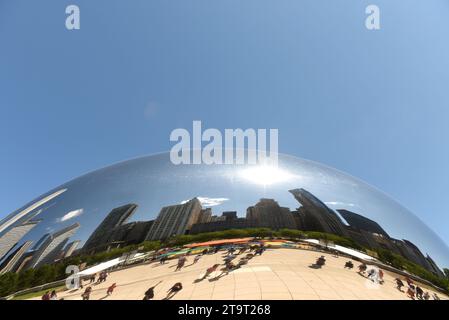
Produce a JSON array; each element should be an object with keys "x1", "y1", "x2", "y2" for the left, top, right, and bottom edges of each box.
[{"x1": 1, "y1": 1, "x2": 448, "y2": 245}]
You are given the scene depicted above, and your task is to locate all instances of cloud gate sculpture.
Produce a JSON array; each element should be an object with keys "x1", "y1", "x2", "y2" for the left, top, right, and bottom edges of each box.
[{"x1": 1, "y1": 152, "x2": 448, "y2": 300}]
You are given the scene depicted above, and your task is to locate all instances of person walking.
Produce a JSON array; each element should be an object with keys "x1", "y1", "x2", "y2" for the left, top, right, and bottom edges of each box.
[
  {"x1": 407, "y1": 285, "x2": 416, "y2": 300},
  {"x1": 159, "y1": 255, "x2": 168, "y2": 265},
  {"x1": 395, "y1": 278, "x2": 404, "y2": 291},
  {"x1": 193, "y1": 255, "x2": 201, "y2": 264},
  {"x1": 41, "y1": 291, "x2": 50, "y2": 300},
  {"x1": 367, "y1": 268, "x2": 377, "y2": 282},
  {"x1": 199, "y1": 264, "x2": 220, "y2": 281},
  {"x1": 175, "y1": 255, "x2": 187, "y2": 271},
  {"x1": 165, "y1": 282, "x2": 183, "y2": 300},
  {"x1": 82, "y1": 286, "x2": 92, "y2": 300},
  {"x1": 416, "y1": 286, "x2": 424, "y2": 300},
  {"x1": 50, "y1": 290, "x2": 58, "y2": 300},
  {"x1": 143, "y1": 281, "x2": 162, "y2": 300},
  {"x1": 378, "y1": 269, "x2": 384, "y2": 284},
  {"x1": 107, "y1": 283, "x2": 117, "y2": 296},
  {"x1": 357, "y1": 263, "x2": 367, "y2": 274},
  {"x1": 316, "y1": 256, "x2": 326, "y2": 267}
]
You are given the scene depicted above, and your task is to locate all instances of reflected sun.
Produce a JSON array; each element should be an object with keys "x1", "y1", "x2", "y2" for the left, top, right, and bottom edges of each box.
[{"x1": 239, "y1": 165, "x2": 295, "y2": 186}]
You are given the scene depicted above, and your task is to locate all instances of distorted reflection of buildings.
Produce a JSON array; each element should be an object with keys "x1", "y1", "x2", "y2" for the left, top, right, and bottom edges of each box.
[
  {"x1": 28, "y1": 223, "x2": 80, "y2": 269},
  {"x1": 0, "y1": 187, "x2": 444, "y2": 277},
  {"x1": 145, "y1": 198, "x2": 202, "y2": 241},
  {"x1": 82, "y1": 204, "x2": 153, "y2": 255},
  {"x1": 63, "y1": 240, "x2": 81, "y2": 259},
  {"x1": 289, "y1": 188, "x2": 349, "y2": 237},
  {"x1": 188, "y1": 189, "x2": 444, "y2": 277},
  {"x1": 0, "y1": 221, "x2": 40, "y2": 263},
  {"x1": 0, "y1": 241, "x2": 33, "y2": 274},
  {"x1": 0, "y1": 189, "x2": 66, "y2": 234}
]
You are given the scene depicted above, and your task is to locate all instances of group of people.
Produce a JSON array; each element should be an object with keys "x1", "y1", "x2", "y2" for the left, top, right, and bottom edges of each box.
[
  {"x1": 395, "y1": 276, "x2": 440, "y2": 300},
  {"x1": 41, "y1": 290, "x2": 58, "y2": 300},
  {"x1": 42, "y1": 241, "x2": 447, "y2": 301},
  {"x1": 355, "y1": 263, "x2": 385, "y2": 283},
  {"x1": 348, "y1": 260, "x2": 441, "y2": 300}
]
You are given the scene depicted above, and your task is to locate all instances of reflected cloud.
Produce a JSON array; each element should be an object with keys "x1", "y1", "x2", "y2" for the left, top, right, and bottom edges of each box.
[
  {"x1": 182, "y1": 197, "x2": 229, "y2": 207},
  {"x1": 56, "y1": 208, "x2": 84, "y2": 223},
  {"x1": 325, "y1": 201, "x2": 358, "y2": 208}
]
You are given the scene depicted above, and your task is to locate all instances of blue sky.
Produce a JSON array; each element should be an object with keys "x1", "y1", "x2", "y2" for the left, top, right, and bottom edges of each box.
[{"x1": 1, "y1": 0, "x2": 449, "y2": 246}]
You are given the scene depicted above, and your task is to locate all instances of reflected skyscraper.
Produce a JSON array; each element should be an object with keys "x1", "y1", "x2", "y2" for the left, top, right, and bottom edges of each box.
[
  {"x1": 0, "y1": 189, "x2": 66, "y2": 233},
  {"x1": 146, "y1": 198, "x2": 202, "y2": 240},
  {"x1": 0, "y1": 151, "x2": 447, "y2": 280},
  {"x1": 0, "y1": 221, "x2": 39, "y2": 262},
  {"x1": 247, "y1": 199, "x2": 296, "y2": 229},
  {"x1": 0, "y1": 241, "x2": 33, "y2": 274},
  {"x1": 289, "y1": 188, "x2": 349, "y2": 237},
  {"x1": 82, "y1": 204, "x2": 138, "y2": 253},
  {"x1": 63, "y1": 240, "x2": 80, "y2": 258},
  {"x1": 28, "y1": 223, "x2": 80, "y2": 269},
  {"x1": 32, "y1": 233, "x2": 50, "y2": 251},
  {"x1": 337, "y1": 209, "x2": 390, "y2": 237}
]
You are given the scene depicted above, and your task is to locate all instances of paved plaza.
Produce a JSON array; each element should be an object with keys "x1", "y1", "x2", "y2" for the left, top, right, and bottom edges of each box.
[{"x1": 30, "y1": 248, "x2": 449, "y2": 300}]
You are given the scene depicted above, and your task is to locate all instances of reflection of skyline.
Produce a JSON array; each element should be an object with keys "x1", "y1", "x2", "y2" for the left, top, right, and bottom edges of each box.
[
  {"x1": 0, "y1": 189, "x2": 67, "y2": 233},
  {"x1": 1, "y1": 152, "x2": 448, "y2": 270}
]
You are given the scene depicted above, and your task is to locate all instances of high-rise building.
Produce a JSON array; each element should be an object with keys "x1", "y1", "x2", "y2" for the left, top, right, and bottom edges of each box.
[
  {"x1": 289, "y1": 189, "x2": 349, "y2": 237},
  {"x1": 32, "y1": 233, "x2": 50, "y2": 251},
  {"x1": 210, "y1": 215, "x2": 226, "y2": 222},
  {"x1": 146, "y1": 198, "x2": 202, "y2": 240},
  {"x1": 91, "y1": 220, "x2": 154, "y2": 253},
  {"x1": 222, "y1": 211, "x2": 238, "y2": 221},
  {"x1": 246, "y1": 198, "x2": 296, "y2": 230},
  {"x1": 390, "y1": 238, "x2": 432, "y2": 271},
  {"x1": 337, "y1": 209, "x2": 390, "y2": 237},
  {"x1": 82, "y1": 204, "x2": 138, "y2": 253},
  {"x1": 0, "y1": 241, "x2": 33, "y2": 274},
  {"x1": 63, "y1": 240, "x2": 81, "y2": 258},
  {"x1": 0, "y1": 221, "x2": 39, "y2": 262},
  {"x1": 0, "y1": 189, "x2": 66, "y2": 233},
  {"x1": 198, "y1": 208, "x2": 212, "y2": 223},
  {"x1": 425, "y1": 254, "x2": 445, "y2": 278},
  {"x1": 190, "y1": 218, "x2": 257, "y2": 234},
  {"x1": 28, "y1": 223, "x2": 80, "y2": 269}
]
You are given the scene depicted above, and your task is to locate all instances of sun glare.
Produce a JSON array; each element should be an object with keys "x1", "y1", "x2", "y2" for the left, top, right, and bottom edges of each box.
[{"x1": 239, "y1": 165, "x2": 295, "y2": 186}]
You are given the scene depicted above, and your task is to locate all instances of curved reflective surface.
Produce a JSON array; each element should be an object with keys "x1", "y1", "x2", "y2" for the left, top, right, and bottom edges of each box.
[{"x1": 1, "y1": 152, "x2": 448, "y2": 298}]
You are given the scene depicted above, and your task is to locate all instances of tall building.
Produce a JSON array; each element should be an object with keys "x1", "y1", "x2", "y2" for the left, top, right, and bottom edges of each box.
[
  {"x1": 337, "y1": 209, "x2": 390, "y2": 237},
  {"x1": 198, "y1": 208, "x2": 212, "y2": 223},
  {"x1": 82, "y1": 204, "x2": 138, "y2": 253},
  {"x1": 63, "y1": 240, "x2": 81, "y2": 258},
  {"x1": 390, "y1": 238, "x2": 432, "y2": 271},
  {"x1": 146, "y1": 198, "x2": 202, "y2": 240},
  {"x1": 0, "y1": 221, "x2": 39, "y2": 262},
  {"x1": 0, "y1": 189, "x2": 66, "y2": 233},
  {"x1": 32, "y1": 233, "x2": 50, "y2": 251},
  {"x1": 210, "y1": 215, "x2": 226, "y2": 222},
  {"x1": 90, "y1": 220, "x2": 154, "y2": 253},
  {"x1": 289, "y1": 189, "x2": 349, "y2": 237},
  {"x1": 246, "y1": 198, "x2": 296, "y2": 230},
  {"x1": 222, "y1": 211, "x2": 238, "y2": 221},
  {"x1": 425, "y1": 254, "x2": 445, "y2": 278},
  {"x1": 28, "y1": 223, "x2": 80, "y2": 269},
  {"x1": 0, "y1": 241, "x2": 33, "y2": 274}
]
